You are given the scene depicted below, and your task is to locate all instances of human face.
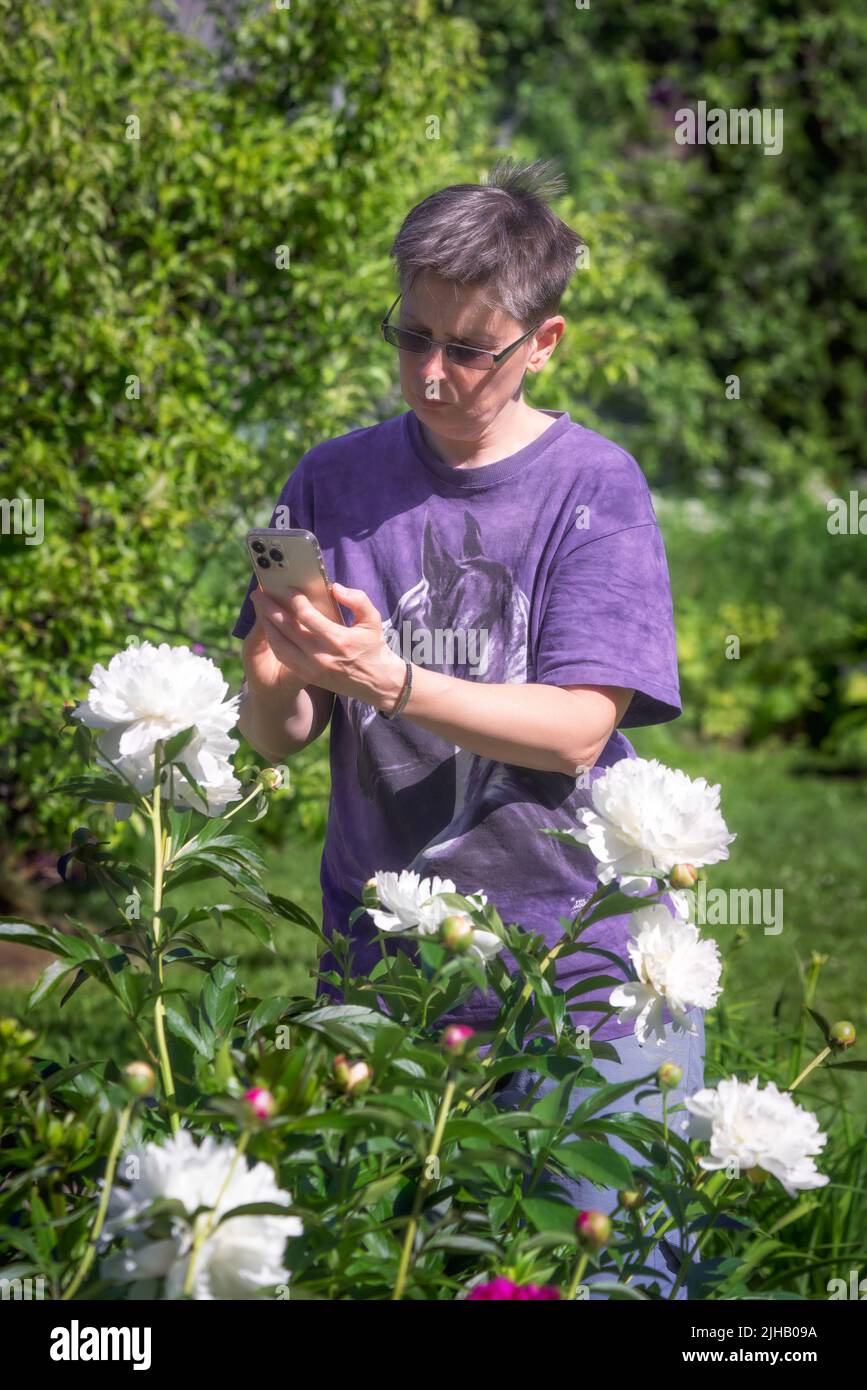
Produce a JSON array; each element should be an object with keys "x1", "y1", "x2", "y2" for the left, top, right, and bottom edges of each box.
[{"x1": 394, "y1": 270, "x2": 563, "y2": 439}]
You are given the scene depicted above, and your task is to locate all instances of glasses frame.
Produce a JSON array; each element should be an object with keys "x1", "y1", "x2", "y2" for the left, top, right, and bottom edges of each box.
[{"x1": 380, "y1": 293, "x2": 545, "y2": 371}]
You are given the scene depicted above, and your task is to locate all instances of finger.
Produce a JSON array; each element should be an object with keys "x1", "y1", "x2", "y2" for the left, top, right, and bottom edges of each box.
[
  {"x1": 331, "y1": 582, "x2": 377, "y2": 621},
  {"x1": 271, "y1": 587, "x2": 348, "y2": 647},
  {"x1": 259, "y1": 613, "x2": 313, "y2": 678}
]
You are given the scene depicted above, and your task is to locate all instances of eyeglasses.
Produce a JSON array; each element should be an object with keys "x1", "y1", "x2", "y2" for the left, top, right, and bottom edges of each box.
[{"x1": 380, "y1": 293, "x2": 544, "y2": 371}]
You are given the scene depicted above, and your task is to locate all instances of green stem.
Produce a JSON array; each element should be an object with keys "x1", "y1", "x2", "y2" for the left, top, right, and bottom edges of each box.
[
  {"x1": 182, "y1": 1130, "x2": 251, "y2": 1297},
  {"x1": 62, "y1": 1101, "x2": 133, "y2": 1300},
  {"x1": 392, "y1": 1077, "x2": 456, "y2": 1301},
  {"x1": 789, "y1": 1046, "x2": 830, "y2": 1092},
  {"x1": 457, "y1": 940, "x2": 567, "y2": 1113},
  {"x1": 667, "y1": 1178, "x2": 734, "y2": 1299},
  {"x1": 222, "y1": 783, "x2": 265, "y2": 823},
  {"x1": 150, "y1": 752, "x2": 179, "y2": 1135},
  {"x1": 566, "y1": 1250, "x2": 589, "y2": 1300}
]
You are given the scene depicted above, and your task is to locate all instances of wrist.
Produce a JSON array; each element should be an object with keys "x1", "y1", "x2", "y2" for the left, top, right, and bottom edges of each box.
[
  {"x1": 374, "y1": 652, "x2": 413, "y2": 716},
  {"x1": 240, "y1": 678, "x2": 305, "y2": 717}
]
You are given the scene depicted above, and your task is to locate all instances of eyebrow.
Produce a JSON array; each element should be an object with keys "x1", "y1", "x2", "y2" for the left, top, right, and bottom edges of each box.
[{"x1": 401, "y1": 313, "x2": 498, "y2": 348}]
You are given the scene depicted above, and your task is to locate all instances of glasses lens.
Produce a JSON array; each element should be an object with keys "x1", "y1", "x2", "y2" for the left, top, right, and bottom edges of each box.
[
  {"x1": 384, "y1": 325, "x2": 430, "y2": 353},
  {"x1": 446, "y1": 344, "x2": 495, "y2": 369}
]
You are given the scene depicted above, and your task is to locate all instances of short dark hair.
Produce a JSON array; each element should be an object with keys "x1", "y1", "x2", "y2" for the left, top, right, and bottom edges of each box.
[{"x1": 388, "y1": 157, "x2": 584, "y2": 327}]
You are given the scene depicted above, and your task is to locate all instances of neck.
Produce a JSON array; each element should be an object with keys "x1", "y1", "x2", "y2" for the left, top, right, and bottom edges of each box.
[{"x1": 417, "y1": 398, "x2": 552, "y2": 469}]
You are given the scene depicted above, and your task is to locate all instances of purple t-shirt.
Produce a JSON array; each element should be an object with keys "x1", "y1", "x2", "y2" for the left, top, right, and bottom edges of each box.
[{"x1": 232, "y1": 408, "x2": 685, "y2": 1042}]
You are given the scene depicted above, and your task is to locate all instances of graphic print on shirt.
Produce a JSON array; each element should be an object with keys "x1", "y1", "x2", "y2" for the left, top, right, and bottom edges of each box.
[{"x1": 344, "y1": 506, "x2": 576, "y2": 880}]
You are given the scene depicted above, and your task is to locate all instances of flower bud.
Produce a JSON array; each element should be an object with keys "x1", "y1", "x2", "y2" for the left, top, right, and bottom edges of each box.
[
  {"x1": 67, "y1": 1120, "x2": 90, "y2": 1154},
  {"x1": 670, "y1": 863, "x2": 698, "y2": 890},
  {"x1": 122, "y1": 1060, "x2": 156, "y2": 1097},
  {"x1": 575, "y1": 1210, "x2": 612, "y2": 1249},
  {"x1": 361, "y1": 877, "x2": 380, "y2": 908},
  {"x1": 45, "y1": 1117, "x2": 66, "y2": 1149},
  {"x1": 618, "y1": 1185, "x2": 646, "y2": 1212},
  {"x1": 830, "y1": 1020, "x2": 856, "y2": 1049},
  {"x1": 259, "y1": 766, "x2": 286, "y2": 791},
  {"x1": 440, "y1": 913, "x2": 475, "y2": 953},
  {"x1": 443, "y1": 1024, "x2": 475, "y2": 1055},
  {"x1": 244, "y1": 1086, "x2": 276, "y2": 1120},
  {"x1": 333, "y1": 1054, "x2": 371, "y2": 1095},
  {"x1": 657, "y1": 1062, "x2": 683, "y2": 1091}
]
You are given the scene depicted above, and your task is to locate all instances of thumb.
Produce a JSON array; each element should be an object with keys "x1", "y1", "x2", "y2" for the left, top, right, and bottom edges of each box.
[{"x1": 332, "y1": 581, "x2": 376, "y2": 617}]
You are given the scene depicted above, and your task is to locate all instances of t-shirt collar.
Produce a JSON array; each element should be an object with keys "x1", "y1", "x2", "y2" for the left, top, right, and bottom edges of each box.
[{"x1": 404, "y1": 407, "x2": 572, "y2": 489}]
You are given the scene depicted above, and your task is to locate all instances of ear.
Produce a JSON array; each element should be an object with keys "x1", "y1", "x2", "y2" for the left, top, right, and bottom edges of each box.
[{"x1": 527, "y1": 316, "x2": 565, "y2": 373}]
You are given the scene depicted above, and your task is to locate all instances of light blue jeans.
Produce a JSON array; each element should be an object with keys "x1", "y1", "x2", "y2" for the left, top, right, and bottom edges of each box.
[{"x1": 488, "y1": 1009, "x2": 706, "y2": 1300}]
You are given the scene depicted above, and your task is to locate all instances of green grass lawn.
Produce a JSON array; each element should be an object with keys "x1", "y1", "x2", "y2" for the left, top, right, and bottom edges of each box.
[{"x1": 3, "y1": 726, "x2": 865, "y2": 1116}]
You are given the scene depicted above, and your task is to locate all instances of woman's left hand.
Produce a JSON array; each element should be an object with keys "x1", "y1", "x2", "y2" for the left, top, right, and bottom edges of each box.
[{"x1": 250, "y1": 582, "x2": 406, "y2": 708}]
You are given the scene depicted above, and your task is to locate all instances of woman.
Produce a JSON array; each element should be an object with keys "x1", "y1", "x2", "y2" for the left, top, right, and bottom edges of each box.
[{"x1": 232, "y1": 158, "x2": 703, "y2": 1298}]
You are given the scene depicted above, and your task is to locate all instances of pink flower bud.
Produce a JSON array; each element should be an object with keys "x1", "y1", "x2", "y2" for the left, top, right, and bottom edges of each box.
[
  {"x1": 244, "y1": 1086, "x2": 276, "y2": 1120},
  {"x1": 443, "y1": 1024, "x2": 475, "y2": 1054},
  {"x1": 575, "y1": 1210, "x2": 612, "y2": 1249},
  {"x1": 333, "y1": 1054, "x2": 371, "y2": 1095}
]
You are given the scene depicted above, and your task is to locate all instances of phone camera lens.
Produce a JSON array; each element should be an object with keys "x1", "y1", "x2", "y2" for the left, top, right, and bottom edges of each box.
[
  {"x1": 268, "y1": 548, "x2": 283, "y2": 561},
  {"x1": 251, "y1": 539, "x2": 266, "y2": 554},
  {"x1": 256, "y1": 556, "x2": 271, "y2": 568}
]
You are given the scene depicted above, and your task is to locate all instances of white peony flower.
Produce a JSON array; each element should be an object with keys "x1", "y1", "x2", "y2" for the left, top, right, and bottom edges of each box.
[
  {"x1": 609, "y1": 904, "x2": 722, "y2": 1046},
  {"x1": 570, "y1": 757, "x2": 736, "y2": 893},
  {"x1": 368, "y1": 869, "x2": 459, "y2": 936},
  {"x1": 683, "y1": 1076, "x2": 830, "y2": 1197},
  {"x1": 100, "y1": 1129, "x2": 302, "y2": 1299},
  {"x1": 368, "y1": 873, "x2": 502, "y2": 961},
  {"x1": 463, "y1": 927, "x2": 504, "y2": 963},
  {"x1": 72, "y1": 640, "x2": 243, "y2": 815}
]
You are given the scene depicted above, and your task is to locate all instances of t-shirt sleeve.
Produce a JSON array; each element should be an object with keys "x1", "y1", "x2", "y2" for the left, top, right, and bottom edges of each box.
[
  {"x1": 532, "y1": 448, "x2": 682, "y2": 728},
  {"x1": 230, "y1": 455, "x2": 316, "y2": 641}
]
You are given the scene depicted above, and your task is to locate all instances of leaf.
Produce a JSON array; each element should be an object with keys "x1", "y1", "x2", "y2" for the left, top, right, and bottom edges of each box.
[
  {"x1": 27, "y1": 958, "x2": 77, "y2": 1008},
  {"x1": 245, "y1": 995, "x2": 294, "y2": 1042},
  {"x1": 521, "y1": 1197, "x2": 578, "y2": 1235},
  {"x1": 551, "y1": 1140, "x2": 634, "y2": 1189},
  {"x1": 50, "y1": 772, "x2": 140, "y2": 804},
  {"x1": 200, "y1": 960, "x2": 238, "y2": 1040},
  {"x1": 442, "y1": 1119, "x2": 525, "y2": 1154},
  {"x1": 805, "y1": 1005, "x2": 831, "y2": 1041},
  {"x1": 165, "y1": 1004, "x2": 212, "y2": 1058},
  {"x1": 159, "y1": 725, "x2": 196, "y2": 763},
  {"x1": 425, "y1": 1233, "x2": 502, "y2": 1255},
  {"x1": 578, "y1": 1280, "x2": 649, "y2": 1300}
]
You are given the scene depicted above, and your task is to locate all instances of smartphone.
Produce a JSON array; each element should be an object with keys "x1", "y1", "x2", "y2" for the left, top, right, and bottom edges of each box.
[{"x1": 245, "y1": 528, "x2": 347, "y2": 626}]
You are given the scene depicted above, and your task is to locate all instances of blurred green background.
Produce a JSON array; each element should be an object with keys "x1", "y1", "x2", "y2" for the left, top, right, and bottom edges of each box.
[{"x1": 1, "y1": 0, "x2": 865, "y2": 1072}]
